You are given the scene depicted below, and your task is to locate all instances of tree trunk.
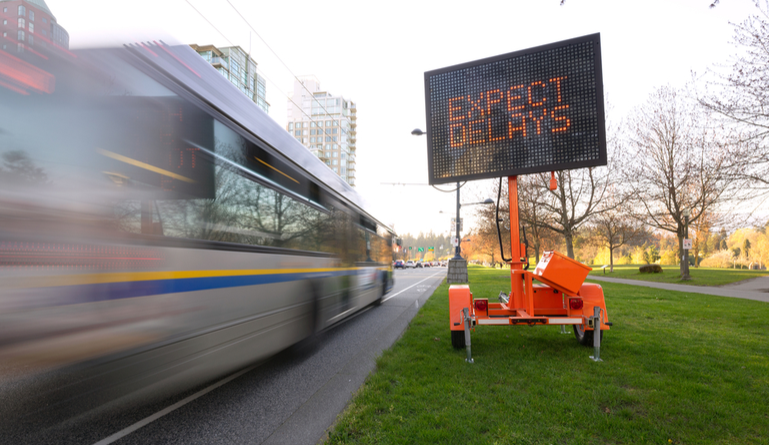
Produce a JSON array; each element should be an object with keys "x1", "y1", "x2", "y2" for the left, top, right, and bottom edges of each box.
[
  {"x1": 609, "y1": 244, "x2": 614, "y2": 272},
  {"x1": 677, "y1": 227, "x2": 686, "y2": 278},
  {"x1": 565, "y1": 231, "x2": 575, "y2": 259}
]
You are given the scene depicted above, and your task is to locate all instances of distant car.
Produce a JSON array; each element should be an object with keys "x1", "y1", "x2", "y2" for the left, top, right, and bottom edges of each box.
[
  {"x1": 405, "y1": 260, "x2": 416, "y2": 269},
  {"x1": 423, "y1": 261, "x2": 431, "y2": 268},
  {"x1": 415, "y1": 261, "x2": 423, "y2": 268},
  {"x1": 440, "y1": 261, "x2": 448, "y2": 267},
  {"x1": 394, "y1": 260, "x2": 405, "y2": 269}
]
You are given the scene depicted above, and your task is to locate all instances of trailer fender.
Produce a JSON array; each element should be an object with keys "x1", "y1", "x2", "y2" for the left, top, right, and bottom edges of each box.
[
  {"x1": 578, "y1": 283, "x2": 610, "y2": 330},
  {"x1": 449, "y1": 285, "x2": 472, "y2": 331}
]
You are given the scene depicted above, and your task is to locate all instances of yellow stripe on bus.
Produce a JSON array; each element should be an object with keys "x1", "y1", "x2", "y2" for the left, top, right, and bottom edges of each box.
[{"x1": 6, "y1": 267, "x2": 385, "y2": 289}]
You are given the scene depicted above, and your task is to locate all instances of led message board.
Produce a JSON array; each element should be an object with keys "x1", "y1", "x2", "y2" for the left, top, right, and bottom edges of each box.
[{"x1": 424, "y1": 33, "x2": 606, "y2": 184}]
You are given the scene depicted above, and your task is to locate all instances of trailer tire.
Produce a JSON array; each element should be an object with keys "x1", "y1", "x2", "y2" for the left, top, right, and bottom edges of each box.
[
  {"x1": 451, "y1": 330, "x2": 465, "y2": 349},
  {"x1": 573, "y1": 324, "x2": 603, "y2": 346}
]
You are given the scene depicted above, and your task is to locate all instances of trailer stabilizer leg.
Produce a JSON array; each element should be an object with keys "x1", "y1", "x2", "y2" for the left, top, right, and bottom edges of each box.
[
  {"x1": 589, "y1": 306, "x2": 603, "y2": 362},
  {"x1": 462, "y1": 307, "x2": 473, "y2": 364}
]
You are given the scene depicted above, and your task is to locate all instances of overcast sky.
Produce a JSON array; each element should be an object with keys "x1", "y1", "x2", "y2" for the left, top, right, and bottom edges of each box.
[{"x1": 47, "y1": 0, "x2": 760, "y2": 237}]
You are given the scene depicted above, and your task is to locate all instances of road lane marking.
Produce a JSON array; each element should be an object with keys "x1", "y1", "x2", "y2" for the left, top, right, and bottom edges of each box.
[
  {"x1": 93, "y1": 270, "x2": 443, "y2": 444},
  {"x1": 382, "y1": 270, "x2": 444, "y2": 304},
  {"x1": 92, "y1": 362, "x2": 261, "y2": 445}
]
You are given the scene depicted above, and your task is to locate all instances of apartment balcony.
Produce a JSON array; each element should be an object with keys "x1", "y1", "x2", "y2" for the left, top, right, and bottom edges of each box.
[
  {"x1": 311, "y1": 149, "x2": 329, "y2": 162},
  {"x1": 211, "y1": 57, "x2": 228, "y2": 69},
  {"x1": 347, "y1": 163, "x2": 356, "y2": 171},
  {"x1": 349, "y1": 128, "x2": 356, "y2": 136},
  {"x1": 350, "y1": 120, "x2": 356, "y2": 128}
]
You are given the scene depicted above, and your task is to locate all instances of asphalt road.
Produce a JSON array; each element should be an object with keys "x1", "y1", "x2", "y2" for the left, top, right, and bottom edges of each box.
[{"x1": 4, "y1": 267, "x2": 446, "y2": 445}]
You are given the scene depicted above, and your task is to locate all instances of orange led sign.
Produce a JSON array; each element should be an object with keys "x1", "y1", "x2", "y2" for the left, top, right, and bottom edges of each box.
[{"x1": 424, "y1": 34, "x2": 606, "y2": 185}]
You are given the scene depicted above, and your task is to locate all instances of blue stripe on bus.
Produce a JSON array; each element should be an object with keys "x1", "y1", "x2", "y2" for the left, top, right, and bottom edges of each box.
[{"x1": 47, "y1": 270, "x2": 353, "y2": 306}]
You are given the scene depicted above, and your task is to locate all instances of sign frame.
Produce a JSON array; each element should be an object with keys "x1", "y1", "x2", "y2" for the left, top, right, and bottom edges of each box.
[{"x1": 423, "y1": 33, "x2": 607, "y2": 185}]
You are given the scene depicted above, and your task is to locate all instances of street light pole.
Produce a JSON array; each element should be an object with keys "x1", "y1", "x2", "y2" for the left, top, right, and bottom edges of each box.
[
  {"x1": 412, "y1": 127, "x2": 491, "y2": 281},
  {"x1": 454, "y1": 181, "x2": 462, "y2": 260}
]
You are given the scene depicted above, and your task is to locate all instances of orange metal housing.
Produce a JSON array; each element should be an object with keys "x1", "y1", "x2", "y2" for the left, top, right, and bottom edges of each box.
[{"x1": 533, "y1": 251, "x2": 591, "y2": 295}]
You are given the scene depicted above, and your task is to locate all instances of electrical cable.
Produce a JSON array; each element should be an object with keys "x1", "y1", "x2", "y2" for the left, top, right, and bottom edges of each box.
[
  {"x1": 222, "y1": 0, "x2": 345, "y2": 127},
  {"x1": 183, "y1": 0, "x2": 342, "y2": 139},
  {"x1": 432, "y1": 182, "x2": 465, "y2": 193},
  {"x1": 496, "y1": 177, "x2": 512, "y2": 263}
]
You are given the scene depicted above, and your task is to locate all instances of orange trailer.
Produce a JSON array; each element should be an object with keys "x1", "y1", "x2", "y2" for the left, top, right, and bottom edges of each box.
[{"x1": 449, "y1": 176, "x2": 611, "y2": 362}]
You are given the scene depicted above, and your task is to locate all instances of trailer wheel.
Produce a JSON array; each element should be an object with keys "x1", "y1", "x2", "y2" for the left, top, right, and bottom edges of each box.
[
  {"x1": 573, "y1": 324, "x2": 603, "y2": 346},
  {"x1": 451, "y1": 330, "x2": 465, "y2": 349}
]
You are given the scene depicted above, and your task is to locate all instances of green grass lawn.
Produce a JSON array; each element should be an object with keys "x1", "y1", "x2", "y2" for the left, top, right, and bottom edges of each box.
[
  {"x1": 325, "y1": 266, "x2": 769, "y2": 445},
  {"x1": 589, "y1": 265, "x2": 769, "y2": 286}
]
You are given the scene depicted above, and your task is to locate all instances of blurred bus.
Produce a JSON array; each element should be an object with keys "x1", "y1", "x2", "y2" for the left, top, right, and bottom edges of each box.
[{"x1": 0, "y1": 41, "x2": 394, "y2": 432}]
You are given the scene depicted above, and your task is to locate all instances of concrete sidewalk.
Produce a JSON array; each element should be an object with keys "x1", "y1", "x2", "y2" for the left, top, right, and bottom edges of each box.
[{"x1": 587, "y1": 274, "x2": 769, "y2": 303}]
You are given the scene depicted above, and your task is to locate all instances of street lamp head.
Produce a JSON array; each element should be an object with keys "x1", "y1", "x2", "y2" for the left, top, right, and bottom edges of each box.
[
  {"x1": 682, "y1": 208, "x2": 691, "y2": 218},
  {"x1": 411, "y1": 128, "x2": 426, "y2": 136},
  {"x1": 459, "y1": 199, "x2": 495, "y2": 207}
]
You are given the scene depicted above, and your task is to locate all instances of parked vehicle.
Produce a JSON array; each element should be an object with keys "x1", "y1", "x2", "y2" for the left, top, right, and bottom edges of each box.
[
  {"x1": 394, "y1": 260, "x2": 405, "y2": 269},
  {"x1": 405, "y1": 260, "x2": 416, "y2": 268}
]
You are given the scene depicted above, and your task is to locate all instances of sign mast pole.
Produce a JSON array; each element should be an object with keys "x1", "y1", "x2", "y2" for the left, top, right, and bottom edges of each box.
[{"x1": 508, "y1": 176, "x2": 524, "y2": 309}]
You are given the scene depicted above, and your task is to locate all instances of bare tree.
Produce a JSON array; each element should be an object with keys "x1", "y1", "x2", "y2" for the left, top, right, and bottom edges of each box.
[
  {"x1": 691, "y1": 207, "x2": 716, "y2": 266},
  {"x1": 517, "y1": 175, "x2": 556, "y2": 263},
  {"x1": 593, "y1": 200, "x2": 646, "y2": 272},
  {"x1": 474, "y1": 165, "x2": 621, "y2": 262},
  {"x1": 627, "y1": 85, "x2": 744, "y2": 277},
  {"x1": 472, "y1": 180, "x2": 510, "y2": 266},
  {"x1": 529, "y1": 166, "x2": 621, "y2": 260},
  {"x1": 698, "y1": 0, "x2": 769, "y2": 194}
]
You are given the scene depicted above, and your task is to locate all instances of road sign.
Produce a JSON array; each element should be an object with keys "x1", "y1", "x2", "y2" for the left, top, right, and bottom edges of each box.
[
  {"x1": 452, "y1": 237, "x2": 459, "y2": 247},
  {"x1": 418, "y1": 247, "x2": 424, "y2": 252},
  {"x1": 409, "y1": 246, "x2": 412, "y2": 250},
  {"x1": 428, "y1": 246, "x2": 434, "y2": 251},
  {"x1": 683, "y1": 239, "x2": 692, "y2": 250},
  {"x1": 424, "y1": 33, "x2": 606, "y2": 185}
]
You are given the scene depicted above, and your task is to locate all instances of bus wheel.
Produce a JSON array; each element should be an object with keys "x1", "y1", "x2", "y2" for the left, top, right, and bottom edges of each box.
[
  {"x1": 573, "y1": 324, "x2": 603, "y2": 346},
  {"x1": 374, "y1": 282, "x2": 385, "y2": 306},
  {"x1": 308, "y1": 281, "x2": 322, "y2": 334},
  {"x1": 451, "y1": 330, "x2": 465, "y2": 349}
]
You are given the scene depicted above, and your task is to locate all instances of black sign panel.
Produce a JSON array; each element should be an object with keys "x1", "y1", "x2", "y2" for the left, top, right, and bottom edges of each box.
[{"x1": 424, "y1": 34, "x2": 606, "y2": 184}]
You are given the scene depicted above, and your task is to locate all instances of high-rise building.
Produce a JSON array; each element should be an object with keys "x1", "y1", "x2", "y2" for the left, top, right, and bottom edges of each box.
[
  {"x1": 0, "y1": 0, "x2": 69, "y2": 56},
  {"x1": 286, "y1": 76, "x2": 356, "y2": 187},
  {"x1": 190, "y1": 44, "x2": 269, "y2": 114}
]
